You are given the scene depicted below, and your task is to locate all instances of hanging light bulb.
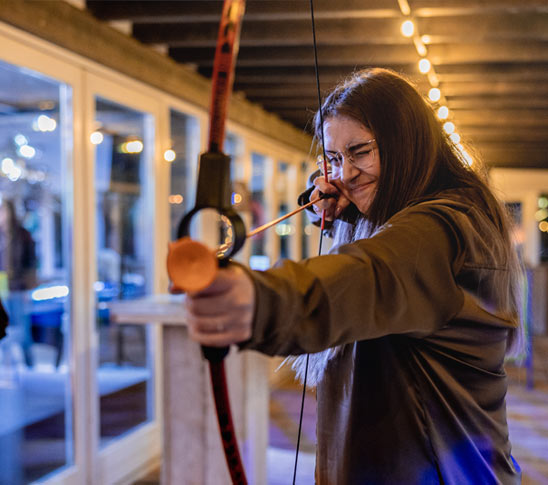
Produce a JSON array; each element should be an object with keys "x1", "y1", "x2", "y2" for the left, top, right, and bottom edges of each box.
[
  {"x1": 401, "y1": 20, "x2": 414, "y2": 37},
  {"x1": 428, "y1": 88, "x2": 441, "y2": 102},
  {"x1": 443, "y1": 121, "x2": 455, "y2": 134},
  {"x1": 418, "y1": 58, "x2": 431, "y2": 74},
  {"x1": 437, "y1": 106, "x2": 449, "y2": 120},
  {"x1": 456, "y1": 144, "x2": 473, "y2": 166}
]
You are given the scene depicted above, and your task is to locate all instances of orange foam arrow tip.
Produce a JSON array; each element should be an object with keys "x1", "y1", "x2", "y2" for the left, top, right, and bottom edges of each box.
[{"x1": 167, "y1": 237, "x2": 219, "y2": 293}]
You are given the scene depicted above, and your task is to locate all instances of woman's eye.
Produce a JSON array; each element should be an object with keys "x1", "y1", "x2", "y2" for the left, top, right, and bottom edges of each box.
[{"x1": 354, "y1": 149, "x2": 372, "y2": 158}]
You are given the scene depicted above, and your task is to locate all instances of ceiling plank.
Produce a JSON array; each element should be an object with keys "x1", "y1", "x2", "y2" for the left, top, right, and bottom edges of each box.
[
  {"x1": 134, "y1": 18, "x2": 408, "y2": 47},
  {"x1": 88, "y1": 0, "x2": 400, "y2": 23}
]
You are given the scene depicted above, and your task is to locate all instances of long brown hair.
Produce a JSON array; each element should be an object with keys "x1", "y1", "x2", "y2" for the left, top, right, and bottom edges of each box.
[{"x1": 314, "y1": 68, "x2": 524, "y2": 357}]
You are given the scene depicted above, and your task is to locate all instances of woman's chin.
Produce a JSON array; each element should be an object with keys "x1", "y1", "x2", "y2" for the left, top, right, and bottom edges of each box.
[{"x1": 352, "y1": 195, "x2": 374, "y2": 215}]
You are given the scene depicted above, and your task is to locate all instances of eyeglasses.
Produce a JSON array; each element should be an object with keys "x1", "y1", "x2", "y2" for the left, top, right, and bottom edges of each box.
[{"x1": 316, "y1": 139, "x2": 376, "y2": 177}]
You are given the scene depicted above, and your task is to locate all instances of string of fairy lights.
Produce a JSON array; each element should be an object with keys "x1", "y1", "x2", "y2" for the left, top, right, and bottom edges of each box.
[{"x1": 397, "y1": 0, "x2": 473, "y2": 166}]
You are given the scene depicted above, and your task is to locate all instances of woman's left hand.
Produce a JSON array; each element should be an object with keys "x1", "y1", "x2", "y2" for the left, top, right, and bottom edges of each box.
[{"x1": 183, "y1": 264, "x2": 255, "y2": 347}]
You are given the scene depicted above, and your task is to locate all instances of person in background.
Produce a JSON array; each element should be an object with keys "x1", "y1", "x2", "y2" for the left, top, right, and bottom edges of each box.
[
  {"x1": 0, "y1": 198, "x2": 37, "y2": 291},
  {"x1": 183, "y1": 68, "x2": 523, "y2": 484},
  {"x1": 0, "y1": 198, "x2": 37, "y2": 365}
]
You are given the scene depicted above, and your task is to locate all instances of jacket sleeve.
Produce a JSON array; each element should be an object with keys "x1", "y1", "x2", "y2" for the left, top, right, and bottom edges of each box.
[{"x1": 239, "y1": 203, "x2": 466, "y2": 356}]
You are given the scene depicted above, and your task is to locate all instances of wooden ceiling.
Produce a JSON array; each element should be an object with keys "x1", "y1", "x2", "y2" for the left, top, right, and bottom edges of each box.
[{"x1": 85, "y1": 0, "x2": 548, "y2": 169}]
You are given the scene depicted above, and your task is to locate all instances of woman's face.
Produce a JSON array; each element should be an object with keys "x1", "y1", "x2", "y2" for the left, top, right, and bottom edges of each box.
[{"x1": 323, "y1": 116, "x2": 380, "y2": 215}]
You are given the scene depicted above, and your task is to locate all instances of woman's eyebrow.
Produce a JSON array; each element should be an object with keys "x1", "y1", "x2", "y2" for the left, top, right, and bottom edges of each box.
[{"x1": 347, "y1": 140, "x2": 374, "y2": 151}]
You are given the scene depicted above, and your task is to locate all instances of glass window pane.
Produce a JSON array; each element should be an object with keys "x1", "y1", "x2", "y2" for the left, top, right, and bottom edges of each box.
[
  {"x1": 225, "y1": 132, "x2": 244, "y2": 182},
  {"x1": 250, "y1": 153, "x2": 269, "y2": 270},
  {"x1": 93, "y1": 97, "x2": 154, "y2": 446},
  {"x1": 169, "y1": 110, "x2": 199, "y2": 240},
  {"x1": 275, "y1": 162, "x2": 295, "y2": 260},
  {"x1": 0, "y1": 59, "x2": 74, "y2": 482}
]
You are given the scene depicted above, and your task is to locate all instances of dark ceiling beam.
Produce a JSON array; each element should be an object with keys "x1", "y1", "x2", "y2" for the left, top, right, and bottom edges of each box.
[
  {"x1": 132, "y1": 14, "x2": 548, "y2": 47},
  {"x1": 88, "y1": 1, "x2": 400, "y2": 23},
  {"x1": 256, "y1": 98, "x2": 548, "y2": 114},
  {"x1": 447, "y1": 98, "x2": 548, "y2": 109},
  {"x1": 435, "y1": 62, "x2": 548, "y2": 75},
  {"x1": 428, "y1": 42, "x2": 548, "y2": 65},
  {"x1": 456, "y1": 113, "x2": 548, "y2": 127},
  {"x1": 256, "y1": 97, "x2": 548, "y2": 114},
  {"x1": 170, "y1": 43, "x2": 548, "y2": 67},
  {"x1": 87, "y1": 0, "x2": 547, "y2": 22},
  {"x1": 441, "y1": 82, "x2": 548, "y2": 97},
  {"x1": 467, "y1": 130, "x2": 548, "y2": 143},
  {"x1": 238, "y1": 81, "x2": 548, "y2": 98},
  {"x1": 175, "y1": 45, "x2": 419, "y2": 67},
  {"x1": 417, "y1": 14, "x2": 548, "y2": 41},
  {"x1": 202, "y1": 64, "x2": 415, "y2": 80},
  {"x1": 479, "y1": 148, "x2": 548, "y2": 168},
  {"x1": 231, "y1": 64, "x2": 548, "y2": 87},
  {"x1": 412, "y1": 0, "x2": 548, "y2": 17},
  {"x1": 439, "y1": 71, "x2": 548, "y2": 84},
  {"x1": 134, "y1": 18, "x2": 408, "y2": 47}
]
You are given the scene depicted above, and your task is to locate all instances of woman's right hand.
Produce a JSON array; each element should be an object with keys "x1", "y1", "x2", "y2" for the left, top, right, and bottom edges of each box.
[{"x1": 311, "y1": 176, "x2": 351, "y2": 221}]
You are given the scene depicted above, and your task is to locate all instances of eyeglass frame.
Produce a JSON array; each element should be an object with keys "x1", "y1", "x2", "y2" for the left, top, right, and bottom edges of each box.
[{"x1": 316, "y1": 138, "x2": 376, "y2": 176}]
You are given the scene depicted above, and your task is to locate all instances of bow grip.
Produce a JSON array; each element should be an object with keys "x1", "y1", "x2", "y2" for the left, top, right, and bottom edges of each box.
[
  {"x1": 176, "y1": 151, "x2": 246, "y2": 363},
  {"x1": 201, "y1": 256, "x2": 231, "y2": 362}
]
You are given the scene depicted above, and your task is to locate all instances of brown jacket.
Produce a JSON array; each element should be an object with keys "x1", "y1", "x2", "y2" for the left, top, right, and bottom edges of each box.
[{"x1": 241, "y1": 189, "x2": 521, "y2": 484}]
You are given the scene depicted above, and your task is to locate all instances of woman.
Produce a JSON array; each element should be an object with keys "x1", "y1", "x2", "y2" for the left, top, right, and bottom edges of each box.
[{"x1": 184, "y1": 68, "x2": 523, "y2": 484}]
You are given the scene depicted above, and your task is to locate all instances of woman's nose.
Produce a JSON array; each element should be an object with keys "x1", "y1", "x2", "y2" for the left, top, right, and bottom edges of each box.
[{"x1": 341, "y1": 158, "x2": 359, "y2": 183}]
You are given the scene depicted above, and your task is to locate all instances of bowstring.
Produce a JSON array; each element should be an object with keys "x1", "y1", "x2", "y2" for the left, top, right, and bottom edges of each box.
[{"x1": 292, "y1": 1, "x2": 327, "y2": 483}]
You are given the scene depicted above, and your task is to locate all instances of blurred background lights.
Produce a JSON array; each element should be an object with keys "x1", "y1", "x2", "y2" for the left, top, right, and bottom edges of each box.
[
  {"x1": 34, "y1": 114, "x2": 57, "y2": 132},
  {"x1": 428, "y1": 87, "x2": 441, "y2": 102},
  {"x1": 437, "y1": 106, "x2": 449, "y2": 119},
  {"x1": 168, "y1": 194, "x2": 183, "y2": 204},
  {"x1": 443, "y1": 121, "x2": 455, "y2": 134},
  {"x1": 8, "y1": 165, "x2": 23, "y2": 182},
  {"x1": 14, "y1": 134, "x2": 28, "y2": 147},
  {"x1": 400, "y1": 20, "x2": 414, "y2": 37},
  {"x1": 121, "y1": 139, "x2": 143, "y2": 154},
  {"x1": 535, "y1": 209, "x2": 548, "y2": 221},
  {"x1": 421, "y1": 35, "x2": 431, "y2": 44},
  {"x1": 164, "y1": 149, "x2": 176, "y2": 162},
  {"x1": 449, "y1": 133, "x2": 461, "y2": 144},
  {"x1": 31, "y1": 285, "x2": 69, "y2": 302},
  {"x1": 456, "y1": 144, "x2": 473, "y2": 166},
  {"x1": 1, "y1": 157, "x2": 15, "y2": 175},
  {"x1": 232, "y1": 192, "x2": 243, "y2": 205},
  {"x1": 538, "y1": 196, "x2": 548, "y2": 209},
  {"x1": 275, "y1": 223, "x2": 293, "y2": 237},
  {"x1": 18, "y1": 144, "x2": 36, "y2": 159},
  {"x1": 90, "y1": 131, "x2": 104, "y2": 145},
  {"x1": 418, "y1": 58, "x2": 431, "y2": 74},
  {"x1": 539, "y1": 221, "x2": 548, "y2": 232}
]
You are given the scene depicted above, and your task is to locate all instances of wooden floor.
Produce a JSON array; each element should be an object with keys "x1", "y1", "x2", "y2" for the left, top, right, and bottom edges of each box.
[{"x1": 135, "y1": 357, "x2": 548, "y2": 485}]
